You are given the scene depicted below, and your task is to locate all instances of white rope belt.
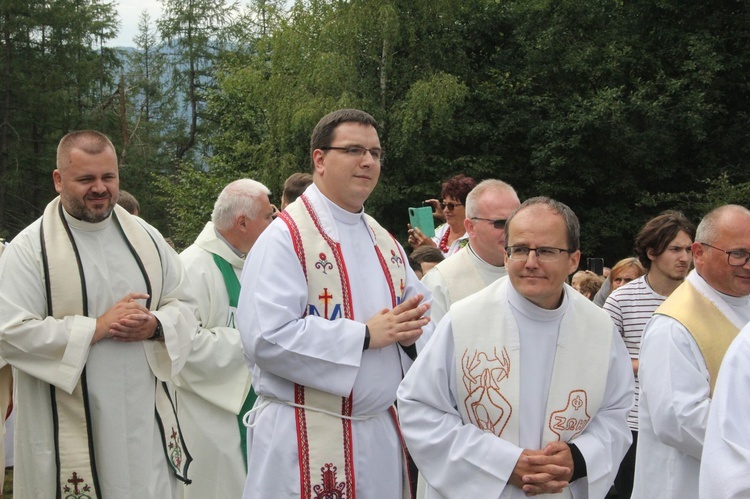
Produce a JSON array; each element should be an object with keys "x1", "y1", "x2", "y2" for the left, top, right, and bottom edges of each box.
[{"x1": 242, "y1": 394, "x2": 381, "y2": 428}]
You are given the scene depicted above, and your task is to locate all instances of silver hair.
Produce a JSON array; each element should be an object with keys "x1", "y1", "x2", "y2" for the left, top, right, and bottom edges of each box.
[
  {"x1": 465, "y1": 179, "x2": 519, "y2": 218},
  {"x1": 504, "y1": 196, "x2": 580, "y2": 251},
  {"x1": 211, "y1": 179, "x2": 271, "y2": 231}
]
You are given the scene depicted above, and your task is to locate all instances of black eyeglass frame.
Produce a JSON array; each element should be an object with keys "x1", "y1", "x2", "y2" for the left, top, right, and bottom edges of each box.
[
  {"x1": 319, "y1": 146, "x2": 384, "y2": 161},
  {"x1": 700, "y1": 242, "x2": 750, "y2": 267},
  {"x1": 504, "y1": 246, "x2": 575, "y2": 261}
]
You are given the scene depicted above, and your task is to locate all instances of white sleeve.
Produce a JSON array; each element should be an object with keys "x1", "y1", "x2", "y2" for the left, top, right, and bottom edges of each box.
[
  {"x1": 0, "y1": 227, "x2": 93, "y2": 392},
  {"x1": 172, "y1": 249, "x2": 251, "y2": 414},
  {"x1": 638, "y1": 315, "x2": 709, "y2": 459},
  {"x1": 700, "y1": 329, "x2": 750, "y2": 499},
  {"x1": 569, "y1": 325, "x2": 634, "y2": 499},
  {"x1": 421, "y1": 268, "x2": 449, "y2": 325},
  {"x1": 236, "y1": 222, "x2": 365, "y2": 397}
]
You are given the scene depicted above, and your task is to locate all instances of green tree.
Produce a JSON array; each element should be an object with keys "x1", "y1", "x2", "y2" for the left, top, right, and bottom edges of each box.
[{"x1": 0, "y1": 0, "x2": 119, "y2": 238}]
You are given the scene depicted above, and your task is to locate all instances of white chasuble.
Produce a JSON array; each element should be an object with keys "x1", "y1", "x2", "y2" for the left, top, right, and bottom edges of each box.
[{"x1": 279, "y1": 192, "x2": 409, "y2": 499}]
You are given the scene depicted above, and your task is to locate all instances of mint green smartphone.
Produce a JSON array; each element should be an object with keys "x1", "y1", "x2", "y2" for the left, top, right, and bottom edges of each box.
[{"x1": 409, "y1": 206, "x2": 435, "y2": 238}]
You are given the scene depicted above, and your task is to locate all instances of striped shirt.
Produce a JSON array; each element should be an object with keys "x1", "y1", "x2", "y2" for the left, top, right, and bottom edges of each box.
[{"x1": 603, "y1": 275, "x2": 666, "y2": 430}]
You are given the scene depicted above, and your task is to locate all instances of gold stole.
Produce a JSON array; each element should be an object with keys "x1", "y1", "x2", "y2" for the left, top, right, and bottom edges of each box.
[
  {"x1": 40, "y1": 197, "x2": 192, "y2": 498},
  {"x1": 452, "y1": 280, "x2": 612, "y2": 499},
  {"x1": 655, "y1": 280, "x2": 739, "y2": 395},
  {"x1": 280, "y1": 194, "x2": 410, "y2": 499}
]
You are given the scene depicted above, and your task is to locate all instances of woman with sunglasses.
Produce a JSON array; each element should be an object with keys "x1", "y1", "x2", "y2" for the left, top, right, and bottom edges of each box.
[{"x1": 408, "y1": 174, "x2": 476, "y2": 257}]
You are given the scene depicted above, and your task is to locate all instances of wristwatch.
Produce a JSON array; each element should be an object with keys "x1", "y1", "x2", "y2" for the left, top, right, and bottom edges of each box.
[{"x1": 150, "y1": 318, "x2": 164, "y2": 340}]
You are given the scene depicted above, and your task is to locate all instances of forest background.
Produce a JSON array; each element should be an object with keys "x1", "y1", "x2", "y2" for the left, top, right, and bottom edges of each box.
[{"x1": 1, "y1": 0, "x2": 749, "y2": 266}]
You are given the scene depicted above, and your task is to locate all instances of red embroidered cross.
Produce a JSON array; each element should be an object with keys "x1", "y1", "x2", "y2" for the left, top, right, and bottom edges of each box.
[
  {"x1": 68, "y1": 472, "x2": 85, "y2": 495},
  {"x1": 319, "y1": 288, "x2": 333, "y2": 319}
]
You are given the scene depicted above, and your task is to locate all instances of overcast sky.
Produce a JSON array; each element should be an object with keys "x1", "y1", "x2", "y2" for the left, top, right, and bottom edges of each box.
[{"x1": 109, "y1": 0, "x2": 163, "y2": 47}]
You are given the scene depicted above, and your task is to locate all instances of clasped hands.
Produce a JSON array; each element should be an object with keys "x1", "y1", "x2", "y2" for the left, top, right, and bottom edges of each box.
[
  {"x1": 365, "y1": 294, "x2": 430, "y2": 350},
  {"x1": 93, "y1": 293, "x2": 159, "y2": 344},
  {"x1": 510, "y1": 441, "x2": 575, "y2": 496}
]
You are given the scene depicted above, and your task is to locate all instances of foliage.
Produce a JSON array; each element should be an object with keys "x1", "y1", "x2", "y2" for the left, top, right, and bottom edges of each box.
[
  {"x1": 0, "y1": 0, "x2": 119, "y2": 238},
  {"x1": 3, "y1": 0, "x2": 750, "y2": 264}
]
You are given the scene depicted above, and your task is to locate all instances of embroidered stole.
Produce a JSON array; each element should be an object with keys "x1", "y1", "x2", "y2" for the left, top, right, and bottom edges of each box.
[
  {"x1": 211, "y1": 253, "x2": 256, "y2": 467},
  {"x1": 280, "y1": 194, "x2": 410, "y2": 499},
  {"x1": 40, "y1": 198, "x2": 191, "y2": 497},
  {"x1": 452, "y1": 281, "x2": 611, "y2": 497},
  {"x1": 655, "y1": 280, "x2": 739, "y2": 395}
]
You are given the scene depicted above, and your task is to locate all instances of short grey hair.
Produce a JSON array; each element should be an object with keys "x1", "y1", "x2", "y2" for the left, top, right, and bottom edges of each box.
[
  {"x1": 465, "y1": 179, "x2": 519, "y2": 218},
  {"x1": 504, "y1": 196, "x2": 580, "y2": 251},
  {"x1": 211, "y1": 179, "x2": 271, "y2": 231},
  {"x1": 696, "y1": 204, "x2": 750, "y2": 245}
]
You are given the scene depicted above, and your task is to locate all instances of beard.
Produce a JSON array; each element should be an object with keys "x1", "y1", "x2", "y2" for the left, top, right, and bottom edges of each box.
[{"x1": 62, "y1": 191, "x2": 115, "y2": 223}]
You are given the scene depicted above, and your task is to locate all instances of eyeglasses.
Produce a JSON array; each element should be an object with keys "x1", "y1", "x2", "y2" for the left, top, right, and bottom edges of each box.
[
  {"x1": 440, "y1": 202, "x2": 463, "y2": 211},
  {"x1": 320, "y1": 146, "x2": 384, "y2": 162},
  {"x1": 471, "y1": 217, "x2": 507, "y2": 230},
  {"x1": 700, "y1": 243, "x2": 750, "y2": 267},
  {"x1": 505, "y1": 246, "x2": 575, "y2": 262}
]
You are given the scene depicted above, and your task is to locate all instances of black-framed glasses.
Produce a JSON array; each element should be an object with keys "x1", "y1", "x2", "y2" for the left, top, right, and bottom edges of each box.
[
  {"x1": 471, "y1": 217, "x2": 507, "y2": 230},
  {"x1": 505, "y1": 246, "x2": 575, "y2": 262},
  {"x1": 700, "y1": 243, "x2": 750, "y2": 267},
  {"x1": 440, "y1": 202, "x2": 463, "y2": 211},
  {"x1": 320, "y1": 146, "x2": 384, "y2": 162}
]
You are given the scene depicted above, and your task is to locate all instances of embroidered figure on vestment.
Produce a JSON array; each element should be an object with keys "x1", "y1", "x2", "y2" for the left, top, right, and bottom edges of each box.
[
  {"x1": 461, "y1": 347, "x2": 513, "y2": 435},
  {"x1": 549, "y1": 390, "x2": 591, "y2": 441}
]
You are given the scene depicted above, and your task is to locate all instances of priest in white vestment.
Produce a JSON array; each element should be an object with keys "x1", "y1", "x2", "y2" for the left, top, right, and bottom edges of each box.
[
  {"x1": 422, "y1": 179, "x2": 520, "y2": 323},
  {"x1": 0, "y1": 131, "x2": 197, "y2": 498},
  {"x1": 237, "y1": 109, "x2": 433, "y2": 498},
  {"x1": 398, "y1": 197, "x2": 634, "y2": 499},
  {"x1": 633, "y1": 204, "x2": 750, "y2": 499},
  {"x1": 174, "y1": 179, "x2": 274, "y2": 498},
  {"x1": 699, "y1": 321, "x2": 750, "y2": 498}
]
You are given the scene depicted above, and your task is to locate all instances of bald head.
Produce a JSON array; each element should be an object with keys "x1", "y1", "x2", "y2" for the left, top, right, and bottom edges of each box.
[{"x1": 693, "y1": 204, "x2": 750, "y2": 297}]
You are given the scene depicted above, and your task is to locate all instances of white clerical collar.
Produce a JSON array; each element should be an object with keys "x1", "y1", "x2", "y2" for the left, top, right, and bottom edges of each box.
[
  {"x1": 62, "y1": 205, "x2": 114, "y2": 232},
  {"x1": 467, "y1": 242, "x2": 505, "y2": 271},
  {"x1": 213, "y1": 226, "x2": 246, "y2": 259},
  {"x1": 325, "y1": 195, "x2": 365, "y2": 226},
  {"x1": 692, "y1": 268, "x2": 750, "y2": 308},
  {"x1": 507, "y1": 280, "x2": 568, "y2": 323}
]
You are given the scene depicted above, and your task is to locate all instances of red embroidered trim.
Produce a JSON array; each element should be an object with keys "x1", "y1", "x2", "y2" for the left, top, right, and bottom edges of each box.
[
  {"x1": 342, "y1": 395, "x2": 355, "y2": 498},
  {"x1": 295, "y1": 384, "x2": 312, "y2": 498},
  {"x1": 374, "y1": 245, "x2": 397, "y2": 308},
  {"x1": 390, "y1": 406, "x2": 415, "y2": 499},
  {"x1": 280, "y1": 210, "x2": 307, "y2": 283}
]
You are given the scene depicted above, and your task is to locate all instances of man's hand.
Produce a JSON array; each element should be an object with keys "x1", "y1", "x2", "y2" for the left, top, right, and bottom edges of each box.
[
  {"x1": 93, "y1": 293, "x2": 150, "y2": 344},
  {"x1": 423, "y1": 199, "x2": 446, "y2": 223},
  {"x1": 513, "y1": 442, "x2": 574, "y2": 496},
  {"x1": 365, "y1": 294, "x2": 430, "y2": 349}
]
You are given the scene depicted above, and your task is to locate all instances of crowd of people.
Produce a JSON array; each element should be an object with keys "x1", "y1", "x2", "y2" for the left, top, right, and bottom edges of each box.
[{"x1": 0, "y1": 108, "x2": 748, "y2": 499}]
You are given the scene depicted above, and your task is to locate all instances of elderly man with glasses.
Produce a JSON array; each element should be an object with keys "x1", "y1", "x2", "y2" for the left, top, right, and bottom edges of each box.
[
  {"x1": 632, "y1": 204, "x2": 750, "y2": 499},
  {"x1": 421, "y1": 179, "x2": 521, "y2": 324},
  {"x1": 398, "y1": 196, "x2": 634, "y2": 499}
]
